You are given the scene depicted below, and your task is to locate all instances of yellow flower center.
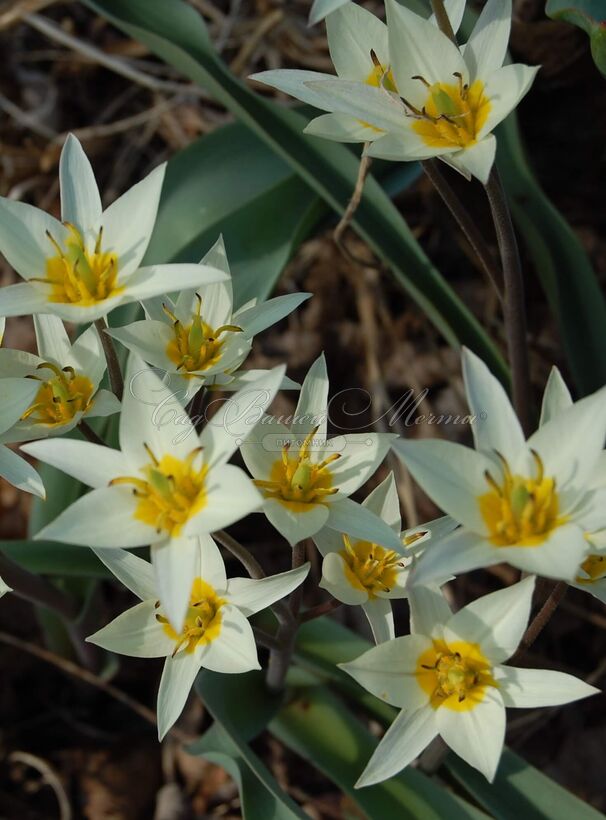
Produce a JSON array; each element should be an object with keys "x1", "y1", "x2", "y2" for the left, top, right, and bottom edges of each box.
[
  {"x1": 478, "y1": 451, "x2": 565, "y2": 547},
  {"x1": 35, "y1": 224, "x2": 121, "y2": 306},
  {"x1": 111, "y1": 445, "x2": 208, "y2": 536},
  {"x1": 21, "y1": 362, "x2": 94, "y2": 426},
  {"x1": 339, "y1": 534, "x2": 404, "y2": 598},
  {"x1": 157, "y1": 577, "x2": 225, "y2": 654},
  {"x1": 576, "y1": 553, "x2": 606, "y2": 585},
  {"x1": 254, "y1": 427, "x2": 340, "y2": 512},
  {"x1": 411, "y1": 75, "x2": 491, "y2": 149},
  {"x1": 164, "y1": 298, "x2": 242, "y2": 375},
  {"x1": 416, "y1": 639, "x2": 495, "y2": 712}
]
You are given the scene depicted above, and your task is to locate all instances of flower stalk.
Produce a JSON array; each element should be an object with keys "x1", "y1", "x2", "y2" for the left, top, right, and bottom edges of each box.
[
  {"x1": 95, "y1": 318, "x2": 124, "y2": 401},
  {"x1": 266, "y1": 541, "x2": 307, "y2": 692}
]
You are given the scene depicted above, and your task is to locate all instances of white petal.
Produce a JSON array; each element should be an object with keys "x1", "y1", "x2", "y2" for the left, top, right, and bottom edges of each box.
[
  {"x1": 320, "y1": 552, "x2": 369, "y2": 605},
  {"x1": 66, "y1": 324, "x2": 107, "y2": 387},
  {"x1": 326, "y1": 497, "x2": 403, "y2": 551},
  {"x1": 356, "y1": 707, "x2": 438, "y2": 788},
  {"x1": 200, "y1": 604, "x2": 260, "y2": 673},
  {"x1": 0, "y1": 444, "x2": 45, "y2": 497},
  {"x1": 184, "y1": 464, "x2": 262, "y2": 536},
  {"x1": 101, "y1": 163, "x2": 165, "y2": 278},
  {"x1": 157, "y1": 652, "x2": 202, "y2": 740},
  {"x1": 92, "y1": 547, "x2": 156, "y2": 601},
  {"x1": 0, "y1": 318, "x2": 5, "y2": 345},
  {"x1": 305, "y1": 79, "x2": 409, "y2": 134},
  {"x1": 436, "y1": 686, "x2": 505, "y2": 782},
  {"x1": 198, "y1": 365, "x2": 286, "y2": 467},
  {"x1": 0, "y1": 197, "x2": 68, "y2": 282},
  {"x1": 36, "y1": 485, "x2": 157, "y2": 548},
  {"x1": 328, "y1": 433, "x2": 396, "y2": 497},
  {"x1": 495, "y1": 666, "x2": 599, "y2": 708},
  {"x1": 463, "y1": 0, "x2": 512, "y2": 78},
  {"x1": 87, "y1": 389, "x2": 121, "y2": 419},
  {"x1": 0, "y1": 575, "x2": 11, "y2": 597},
  {"x1": 152, "y1": 536, "x2": 199, "y2": 633},
  {"x1": 33, "y1": 314, "x2": 71, "y2": 363},
  {"x1": 451, "y1": 136, "x2": 497, "y2": 185},
  {"x1": 235, "y1": 293, "x2": 311, "y2": 338},
  {"x1": 340, "y1": 633, "x2": 432, "y2": 709},
  {"x1": 225, "y1": 562, "x2": 310, "y2": 616},
  {"x1": 24, "y1": 291, "x2": 126, "y2": 324},
  {"x1": 249, "y1": 69, "x2": 341, "y2": 110},
  {"x1": 363, "y1": 472, "x2": 402, "y2": 533},
  {"x1": 239, "y1": 418, "x2": 294, "y2": 480},
  {"x1": 0, "y1": 283, "x2": 52, "y2": 319},
  {"x1": 362, "y1": 598, "x2": 394, "y2": 644},
  {"x1": 59, "y1": 134, "x2": 102, "y2": 234},
  {"x1": 429, "y1": 0, "x2": 466, "y2": 34},
  {"x1": 525, "y1": 386, "x2": 606, "y2": 491},
  {"x1": 312, "y1": 525, "x2": 344, "y2": 557},
  {"x1": 385, "y1": 0, "x2": 467, "y2": 107},
  {"x1": 411, "y1": 529, "x2": 501, "y2": 587},
  {"x1": 107, "y1": 320, "x2": 175, "y2": 372},
  {"x1": 309, "y1": 0, "x2": 348, "y2": 25},
  {"x1": 304, "y1": 112, "x2": 383, "y2": 143},
  {"x1": 462, "y1": 347, "x2": 525, "y2": 459},
  {"x1": 87, "y1": 599, "x2": 173, "y2": 657},
  {"x1": 294, "y1": 353, "x2": 329, "y2": 440},
  {"x1": 481, "y1": 64, "x2": 539, "y2": 138},
  {"x1": 0, "y1": 377, "x2": 40, "y2": 432},
  {"x1": 21, "y1": 438, "x2": 129, "y2": 488},
  {"x1": 366, "y1": 130, "x2": 458, "y2": 162},
  {"x1": 444, "y1": 576, "x2": 535, "y2": 664},
  {"x1": 540, "y1": 366, "x2": 573, "y2": 427},
  {"x1": 195, "y1": 533, "x2": 227, "y2": 589},
  {"x1": 263, "y1": 497, "x2": 330, "y2": 546},
  {"x1": 409, "y1": 584, "x2": 452, "y2": 638},
  {"x1": 123, "y1": 262, "x2": 228, "y2": 301},
  {"x1": 326, "y1": 2, "x2": 389, "y2": 79},
  {"x1": 393, "y1": 438, "x2": 492, "y2": 534},
  {"x1": 495, "y1": 523, "x2": 588, "y2": 582},
  {"x1": 121, "y1": 353, "x2": 196, "y2": 466}
]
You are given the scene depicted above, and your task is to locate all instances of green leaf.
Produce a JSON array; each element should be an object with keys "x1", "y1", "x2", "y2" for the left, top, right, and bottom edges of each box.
[
  {"x1": 546, "y1": 1, "x2": 606, "y2": 76},
  {"x1": 144, "y1": 122, "x2": 324, "y2": 306},
  {"x1": 192, "y1": 670, "x2": 308, "y2": 819},
  {"x1": 0, "y1": 539, "x2": 107, "y2": 577},
  {"x1": 495, "y1": 116, "x2": 606, "y2": 395},
  {"x1": 271, "y1": 684, "x2": 487, "y2": 819},
  {"x1": 82, "y1": 0, "x2": 508, "y2": 382},
  {"x1": 447, "y1": 747, "x2": 605, "y2": 820}
]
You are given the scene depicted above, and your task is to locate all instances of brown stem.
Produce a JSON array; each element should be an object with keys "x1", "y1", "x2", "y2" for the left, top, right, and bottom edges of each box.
[
  {"x1": 422, "y1": 159, "x2": 503, "y2": 299},
  {"x1": 334, "y1": 144, "x2": 372, "y2": 246},
  {"x1": 0, "y1": 552, "x2": 79, "y2": 620},
  {"x1": 299, "y1": 597, "x2": 342, "y2": 624},
  {"x1": 79, "y1": 420, "x2": 105, "y2": 447},
  {"x1": 266, "y1": 541, "x2": 308, "y2": 692},
  {"x1": 252, "y1": 626, "x2": 282, "y2": 652},
  {"x1": 484, "y1": 169, "x2": 532, "y2": 435},
  {"x1": 95, "y1": 318, "x2": 124, "y2": 401},
  {"x1": 511, "y1": 581, "x2": 568, "y2": 663},
  {"x1": 430, "y1": 0, "x2": 457, "y2": 43}
]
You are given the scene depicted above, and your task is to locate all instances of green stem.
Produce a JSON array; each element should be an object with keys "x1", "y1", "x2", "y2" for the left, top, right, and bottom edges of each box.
[
  {"x1": 95, "y1": 318, "x2": 124, "y2": 401},
  {"x1": 266, "y1": 541, "x2": 307, "y2": 692},
  {"x1": 484, "y1": 169, "x2": 532, "y2": 434},
  {"x1": 79, "y1": 420, "x2": 105, "y2": 447}
]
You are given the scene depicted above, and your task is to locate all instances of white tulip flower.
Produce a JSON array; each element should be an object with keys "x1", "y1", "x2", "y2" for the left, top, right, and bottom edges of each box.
[
  {"x1": 241, "y1": 354, "x2": 401, "y2": 550},
  {"x1": 106, "y1": 236, "x2": 309, "y2": 400},
  {"x1": 88, "y1": 537, "x2": 309, "y2": 739},
  {"x1": 298, "y1": 0, "x2": 538, "y2": 183},
  {"x1": 0, "y1": 577, "x2": 11, "y2": 597},
  {"x1": 314, "y1": 471, "x2": 457, "y2": 642},
  {"x1": 0, "y1": 314, "x2": 119, "y2": 443},
  {"x1": 342, "y1": 578, "x2": 598, "y2": 785},
  {"x1": 394, "y1": 348, "x2": 606, "y2": 586},
  {"x1": 0, "y1": 377, "x2": 45, "y2": 497},
  {"x1": 0, "y1": 135, "x2": 228, "y2": 323},
  {"x1": 22, "y1": 354, "x2": 285, "y2": 631}
]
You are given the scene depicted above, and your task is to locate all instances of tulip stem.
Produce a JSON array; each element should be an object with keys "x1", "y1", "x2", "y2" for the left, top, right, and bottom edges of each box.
[
  {"x1": 266, "y1": 541, "x2": 307, "y2": 692},
  {"x1": 95, "y1": 318, "x2": 124, "y2": 401},
  {"x1": 422, "y1": 159, "x2": 503, "y2": 300},
  {"x1": 0, "y1": 552, "x2": 79, "y2": 620},
  {"x1": 299, "y1": 597, "x2": 342, "y2": 623},
  {"x1": 430, "y1": 0, "x2": 457, "y2": 44},
  {"x1": 484, "y1": 169, "x2": 532, "y2": 434},
  {"x1": 79, "y1": 420, "x2": 105, "y2": 447},
  {"x1": 512, "y1": 580, "x2": 568, "y2": 662}
]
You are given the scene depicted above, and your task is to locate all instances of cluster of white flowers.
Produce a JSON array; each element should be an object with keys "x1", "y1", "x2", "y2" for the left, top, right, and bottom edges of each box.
[{"x1": 0, "y1": 0, "x2": 603, "y2": 790}]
